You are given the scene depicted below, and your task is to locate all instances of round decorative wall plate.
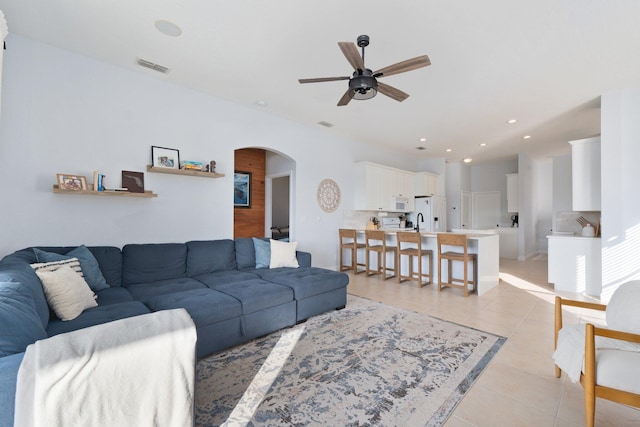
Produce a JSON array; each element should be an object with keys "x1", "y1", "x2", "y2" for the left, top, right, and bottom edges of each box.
[{"x1": 317, "y1": 178, "x2": 341, "y2": 213}]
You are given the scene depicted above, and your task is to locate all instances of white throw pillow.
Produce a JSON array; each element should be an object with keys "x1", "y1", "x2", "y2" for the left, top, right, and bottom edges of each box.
[
  {"x1": 606, "y1": 280, "x2": 640, "y2": 334},
  {"x1": 269, "y1": 239, "x2": 299, "y2": 268},
  {"x1": 35, "y1": 266, "x2": 98, "y2": 321}
]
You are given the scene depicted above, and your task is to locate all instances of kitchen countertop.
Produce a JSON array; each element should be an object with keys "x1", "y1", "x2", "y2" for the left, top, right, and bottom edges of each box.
[
  {"x1": 358, "y1": 229, "x2": 498, "y2": 239},
  {"x1": 547, "y1": 233, "x2": 600, "y2": 239}
]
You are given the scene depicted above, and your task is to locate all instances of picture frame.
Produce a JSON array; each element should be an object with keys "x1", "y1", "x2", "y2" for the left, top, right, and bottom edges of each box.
[
  {"x1": 57, "y1": 174, "x2": 88, "y2": 191},
  {"x1": 234, "y1": 171, "x2": 252, "y2": 208},
  {"x1": 151, "y1": 146, "x2": 180, "y2": 169},
  {"x1": 121, "y1": 170, "x2": 145, "y2": 193}
]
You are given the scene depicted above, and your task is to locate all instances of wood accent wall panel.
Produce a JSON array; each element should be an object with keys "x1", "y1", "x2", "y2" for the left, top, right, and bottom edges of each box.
[{"x1": 234, "y1": 148, "x2": 266, "y2": 238}]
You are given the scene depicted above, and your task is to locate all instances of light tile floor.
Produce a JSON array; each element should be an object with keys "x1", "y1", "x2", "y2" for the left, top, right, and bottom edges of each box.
[{"x1": 346, "y1": 256, "x2": 640, "y2": 427}]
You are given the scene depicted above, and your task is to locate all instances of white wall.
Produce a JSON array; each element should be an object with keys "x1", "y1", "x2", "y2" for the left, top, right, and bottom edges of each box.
[
  {"x1": 0, "y1": 35, "x2": 419, "y2": 269},
  {"x1": 600, "y1": 88, "x2": 640, "y2": 300},
  {"x1": 469, "y1": 158, "x2": 518, "y2": 227},
  {"x1": 535, "y1": 158, "x2": 553, "y2": 253}
]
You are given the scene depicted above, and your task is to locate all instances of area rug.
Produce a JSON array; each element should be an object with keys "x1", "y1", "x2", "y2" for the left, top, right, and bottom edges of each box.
[{"x1": 195, "y1": 296, "x2": 506, "y2": 427}]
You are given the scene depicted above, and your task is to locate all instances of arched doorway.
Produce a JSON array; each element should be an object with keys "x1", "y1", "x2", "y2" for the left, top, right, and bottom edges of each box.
[{"x1": 234, "y1": 148, "x2": 295, "y2": 239}]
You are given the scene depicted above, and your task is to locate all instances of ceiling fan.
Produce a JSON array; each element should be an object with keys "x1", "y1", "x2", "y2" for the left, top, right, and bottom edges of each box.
[{"x1": 298, "y1": 35, "x2": 431, "y2": 106}]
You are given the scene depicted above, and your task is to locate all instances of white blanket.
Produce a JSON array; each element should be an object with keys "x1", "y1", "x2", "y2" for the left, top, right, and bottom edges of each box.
[
  {"x1": 553, "y1": 323, "x2": 640, "y2": 383},
  {"x1": 14, "y1": 309, "x2": 197, "y2": 427}
]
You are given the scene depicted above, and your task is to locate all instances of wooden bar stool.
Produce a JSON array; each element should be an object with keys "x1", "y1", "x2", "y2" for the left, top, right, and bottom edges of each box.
[
  {"x1": 437, "y1": 233, "x2": 477, "y2": 296},
  {"x1": 397, "y1": 231, "x2": 433, "y2": 287},
  {"x1": 338, "y1": 228, "x2": 366, "y2": 274},
  {"x1": 365, "y1": 230, "x2": 397, "y2": 280}
]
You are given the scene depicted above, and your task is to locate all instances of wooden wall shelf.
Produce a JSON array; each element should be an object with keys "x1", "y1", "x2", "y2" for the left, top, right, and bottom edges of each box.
[
  {"x1": 147, "y1": 165, "x2": 225, "y2": 178},
  {"x1": 53, "y1": 185, "x2": 157, "y2": 198}
]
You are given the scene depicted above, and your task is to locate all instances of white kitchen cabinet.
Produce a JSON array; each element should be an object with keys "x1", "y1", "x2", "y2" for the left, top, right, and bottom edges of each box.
[
  {"x1": 414, "y1": 172, "x2": 439, "y2": 196},
  {"x1": 547, "y1": 235, "x2": 602, "y2": 296},
  {"x1": 354, "y1": 161, "x2": 414, "y2": 212},
  {"x1": 506, "y1": 173, "x2": 519, "y2": 213},
  {"x1": 570, "y1": 137, "x2": 601, "y2": 211}
]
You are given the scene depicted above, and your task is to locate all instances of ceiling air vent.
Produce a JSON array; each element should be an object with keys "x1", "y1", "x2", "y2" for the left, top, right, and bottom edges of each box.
[{"x1": 136, "y1": 58, "x2": 170, "y2": 74}]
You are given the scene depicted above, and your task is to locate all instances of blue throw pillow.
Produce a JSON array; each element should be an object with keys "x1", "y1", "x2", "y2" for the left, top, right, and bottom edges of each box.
[
  {"x1": 34, "y1": 246, "x2": 109, "y2": 292},
  {"x1": 252, "y1": 238, "x2": 271, "y2": 269},
  {"x1": 0, "y1": 281, "x2": 48, "y2": 357}
]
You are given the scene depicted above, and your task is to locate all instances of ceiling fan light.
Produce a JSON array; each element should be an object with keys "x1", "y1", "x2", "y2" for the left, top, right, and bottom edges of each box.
[{"x1": 348, "y1": 74, "x2": 378, "y2": 100}]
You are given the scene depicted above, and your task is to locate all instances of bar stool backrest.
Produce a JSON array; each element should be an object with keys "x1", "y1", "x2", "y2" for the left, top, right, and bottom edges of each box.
[{"x1": 437, "y1": 233, "x2": 468, "y2": 257}]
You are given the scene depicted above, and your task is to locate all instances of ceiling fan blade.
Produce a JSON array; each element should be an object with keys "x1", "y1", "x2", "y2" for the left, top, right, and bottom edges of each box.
[
  {"x1": 338, "y1": 42, "x2": 365, "y2": 71},
  {"x1": 373, "y1": 55, "x2": 431, "y2": 78},
  {"x1": 377, "y1": 82, "x2": 410, "y2": 102},
  {"x1": 337, "y1": 90, "x2": 352, "y2": 106},
  {"x1": 298, "y1": 76, "x2": 350, "y2": 84}
]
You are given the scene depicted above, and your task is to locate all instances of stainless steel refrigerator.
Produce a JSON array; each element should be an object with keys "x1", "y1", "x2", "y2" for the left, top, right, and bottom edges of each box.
[{"x1": 411, "y1": 196, "x2": 447, "y2": 232}]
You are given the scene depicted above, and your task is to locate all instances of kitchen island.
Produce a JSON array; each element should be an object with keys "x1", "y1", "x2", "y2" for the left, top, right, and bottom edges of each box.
[{"x1": 354, "y1": 230, "x2": 500, "y2": 295}]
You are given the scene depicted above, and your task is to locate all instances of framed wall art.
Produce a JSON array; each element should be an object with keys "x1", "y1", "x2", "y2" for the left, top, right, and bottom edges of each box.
[
  {"x1": 121, "y1": 171, "x2": 145, "y2": 193},
  {"x1": 234, "y1": 171, "x2": 252, "y2": 208},
  {"x1": 151, "y1": 146, "x2": 180, "y2": 169},
  {"x1": 56, "y1": 174, "x2": 88, "y2": 191}
]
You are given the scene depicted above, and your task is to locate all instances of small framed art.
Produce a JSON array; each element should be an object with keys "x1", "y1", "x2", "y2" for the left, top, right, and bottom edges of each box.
[
  {"x1": 122, "y1": 171, "x2": 145, "y2": 193},
  {"x1": 56, "y1": 174, "x2": 88, "y2": 191},
  {"x1": 151, "y1": 146, "x2": 180, "y2": 169},
  {"x1": 234, "y1": 171, "x2": 252, "y2": 208}
]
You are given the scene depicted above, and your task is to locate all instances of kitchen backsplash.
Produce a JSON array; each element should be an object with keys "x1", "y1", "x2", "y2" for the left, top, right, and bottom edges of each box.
[
  {"x1": 342, "y1": 210, "x2": 403, "y2": 229},
  {"x1": 554, "y1": 211, "x2": 601, "y2": 234}
]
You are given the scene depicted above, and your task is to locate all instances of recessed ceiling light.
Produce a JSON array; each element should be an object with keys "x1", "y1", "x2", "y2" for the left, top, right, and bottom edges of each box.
[
  {"x1": 416, "y1": 146, "x2": 426, "y2": 151},
  {"x1": 446, "y1": 148, "x2": 452, "y2": 152},
  {"x1": 523, "y1": 135, "x2": 531, "y2": 139},
  {"x1": 317, "y1": 121, "x2": 334, "y2": 128},
  {"x1": 479, "y1": 143, "x2": 487, "y2": 147},
  {"x1": 155, "y1": 20, "x2": 182, "y2": 37},
  {"x1": 463, "y1": 158, "x2": 473, "y2": 163},
  {"x1": 507, "y1": 119, "x2": 517, "y2": 124},
  {"x1": 420, "y1": 137, "x2": 427, "y2": 142},
  {"x1": 255, "y1": 100, "x2": 268, "y2": 107}
]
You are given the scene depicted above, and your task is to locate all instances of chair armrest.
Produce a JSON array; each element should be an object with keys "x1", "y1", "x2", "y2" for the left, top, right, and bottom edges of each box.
[
  {"x1": 554, "y1": 296, "x2": 607, "y2": 357},
  {"x1": 553, "y1": 296, "x2": 607, "y2": 378}
]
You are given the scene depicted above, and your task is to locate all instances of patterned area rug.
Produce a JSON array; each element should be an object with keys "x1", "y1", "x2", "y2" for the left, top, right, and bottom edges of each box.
[{"x1": 195, "y1": 296, "x2": 505, "y2": 427}]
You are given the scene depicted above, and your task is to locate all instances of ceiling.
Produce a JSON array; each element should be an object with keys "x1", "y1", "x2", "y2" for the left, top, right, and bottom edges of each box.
[{"x1": 2, "y1": 1, "x2": 639, "y2": 164}]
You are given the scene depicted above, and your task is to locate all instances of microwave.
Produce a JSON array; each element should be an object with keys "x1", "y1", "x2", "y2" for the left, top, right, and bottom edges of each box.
[{"x1": 391, "y1": 196, "x2": 409, "y2": 212}]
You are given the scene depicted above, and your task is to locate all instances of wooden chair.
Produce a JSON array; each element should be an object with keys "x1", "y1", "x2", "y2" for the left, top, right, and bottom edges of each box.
[
  {"x1": 338, "y1": 228, "x2": 366, "y2": 274},
  {"x1": 365, "y1": 230, "x2": 397, "y2": 280},
  {"x1": 554, "y1": 292, "x2": 640, "y2": 427},
  {"x1": 437, "y1": 233, "x2": 477, "y2": 296},
  {"x1": 396, "y1": 231, "x2": 433, "y2": 287}
]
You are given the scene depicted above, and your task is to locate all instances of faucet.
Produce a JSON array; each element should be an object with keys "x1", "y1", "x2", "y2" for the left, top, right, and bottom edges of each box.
[{"x1": 416, "y1": 212, "x2": 424, "y2": 233}]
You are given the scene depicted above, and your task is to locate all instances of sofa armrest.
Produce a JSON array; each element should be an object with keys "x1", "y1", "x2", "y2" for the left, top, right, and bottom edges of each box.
[
  {"x1": 0, "y1": 352, "x2": 25, "y2": 427},
  {"x1": 296, "y1": 251, "x2": 311, "y2": 268}
]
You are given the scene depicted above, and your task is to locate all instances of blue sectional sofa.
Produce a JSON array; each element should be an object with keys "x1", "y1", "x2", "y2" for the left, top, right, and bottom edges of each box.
[{"x1": 0, "y1": 238, "x2": 349, "y2": 427}]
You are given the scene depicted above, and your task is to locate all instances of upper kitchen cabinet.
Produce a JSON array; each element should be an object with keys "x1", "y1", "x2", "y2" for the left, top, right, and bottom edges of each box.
[
  {"x1": 414, "y1": 172, "x2": 440, "y2": 196},
  {"x1": 570, "y1": 137, "x2": 601, "y2": 211},
  {"x1": 354, "y1": 161, "x2": 414, "y2": 212},
  {"x1": 506, "y1": 173, "x2": 519, "y2": 213}
]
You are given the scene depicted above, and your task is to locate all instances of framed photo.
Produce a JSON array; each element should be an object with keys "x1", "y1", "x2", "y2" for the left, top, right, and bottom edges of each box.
[
  {"x1": 234, "y1": 171, "x2": 252, "y2": 208},
  {"x1": 121, "y1": 170, "x2": 145, "y2": 193},
  {"x1": 151, "y1": 146, "x2": 180, "y2": 169},
  {"x1": 57, "y1": 174, "x2": 88, "y2": 191}
]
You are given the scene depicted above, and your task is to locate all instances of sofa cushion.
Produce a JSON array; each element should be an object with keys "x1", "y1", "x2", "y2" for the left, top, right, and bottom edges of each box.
[
  {"x1": 144, "y1": 289, "x2": 242, "y2": 327},
  {"x1": 256, "y1": 267, "x2": 349, "y2": 300},
  {"x1": 186, "y1": 240, "x2": 237, "y2": 277},
  {"x1": 0, "y1": 281, "x2": 47, "y2": 357},
  {"x1": 124, "y1": 277, "x2": 206, "y2": 302},
  {"x1": 0, "y1": 261, "x2": 49, "y2": 329},
  {"x1": 122, "y1": 243, "x2": 187, "y2": 285},
  {"x1": 33, "y1": 246, "x2": 109, "y2": 291},
  {"x1": 234, "y1": 238, "x2": 256, "y2": 269},
  {"x1": 35, "y1": 266, "x2": 98, "y2": 321},
  {"x1": 209, "y1": 279, "x2": 294, "y2": 315},
  {"x1": 45, "y1": 301, "x2": 151, "y2": 337},
  {"x1": 194, "y1": 270, "x2": 260, "y2": 288},
  {"x1": 94, "y1": 287, "x2": 134, "y2": 306}
]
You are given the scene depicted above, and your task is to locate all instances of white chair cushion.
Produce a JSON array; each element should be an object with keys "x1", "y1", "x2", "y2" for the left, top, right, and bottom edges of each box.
[
  {"x1": 594, "y1": 349, "x2": 640, "y2": 394},
  {"x1": 606, "y1": 280, "x2": 640, "y2": 334}
]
